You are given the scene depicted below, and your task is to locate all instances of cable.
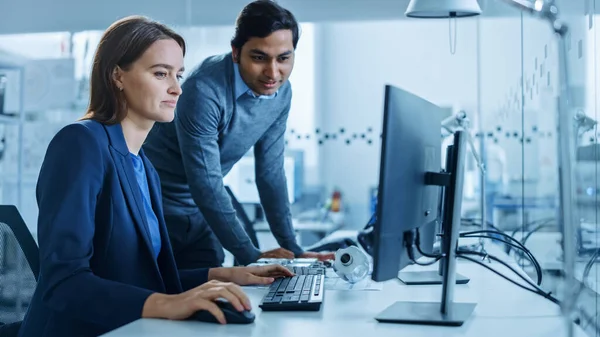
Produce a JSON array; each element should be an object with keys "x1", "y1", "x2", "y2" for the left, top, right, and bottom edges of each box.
[
  {"x1": 415, "y1": 224, "x2": 544, "y2": 286},
  {"x1": 407, "y1": 230, "x2": 442, "y2": 266},
  {"x1": 461, "y1": 229, "x2": 536, "y2": 261},
  {"x1": 466, "y1": 233, "x2": 541, "y2": 283},
  {"x1": 508, "y1": 218, "x2": 555, "y2": 251},
  {"x1": 461, "y1": 233, "x2": 542, "y2": 285},
  {"x1": 502, "y1": 219, "x2": 554, "y2": 277},
  {"x1": 460, "y1": 229, "x2": 543, "y2": 284},
  {"x1": 415, "y1": 228, "x2": 552, "y2": 303},
  {"x1": 408, "y1": 247, "x2": 441, "y2": 266},
  {"x1": 415, "y1": 228, "x2": 445, "y2": 259},
  {"x1": 480, "y1": 219, "x2": 550, "y2": 271},
  {"x1": 460, "y1": 230, "x2": 540, "y2": 265},
  {"x1": 415, "y1": 227, "x2": 542, "y2": 285},
  {"x1": 520, "y1": 221, "x2": 554, "y2": 247},
  {"x1": 457, "y1": 253, "x2": 559, "y2": 305},
  {"x1": 457, "y1": 250, "x2": 560, "y2": 305},
  {"x1": 581, "y1": 248, "x2": 600, "y2": 290},
  {"x1": 461, "y1": 229, "x2": 532, "y2": 255}
]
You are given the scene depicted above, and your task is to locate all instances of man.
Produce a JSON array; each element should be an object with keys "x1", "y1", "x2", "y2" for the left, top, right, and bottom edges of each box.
[{"x1": 144, "y1": 0, "x2": 334, "y2": 268}]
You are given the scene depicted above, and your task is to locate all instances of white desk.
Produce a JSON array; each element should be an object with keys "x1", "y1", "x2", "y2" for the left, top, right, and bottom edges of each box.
[{"x1": 103, "y1": 243, "x2": 586, "y2": 337}]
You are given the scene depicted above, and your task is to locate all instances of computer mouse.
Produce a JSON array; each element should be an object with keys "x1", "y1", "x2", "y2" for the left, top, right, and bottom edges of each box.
[{"x1": 188, "y1": 300, "x2": 255, "y2": 324}]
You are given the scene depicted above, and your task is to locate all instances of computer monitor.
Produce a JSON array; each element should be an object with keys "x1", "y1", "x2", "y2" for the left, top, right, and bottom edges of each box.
[
  {"x1": 371, "y1": 84, "x2": 476, "y2": 326},
  {"x1": 371, "y1": 85, "x2": 441, "y2": 282}
]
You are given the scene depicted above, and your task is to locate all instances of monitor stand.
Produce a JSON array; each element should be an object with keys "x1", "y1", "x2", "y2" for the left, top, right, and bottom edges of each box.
[
  {"x1": 375, "y1": 301, "x2": 476, "y2": 326},
  {"x1": 397, "y1": 271, "x2": 470, "y2": 285}
]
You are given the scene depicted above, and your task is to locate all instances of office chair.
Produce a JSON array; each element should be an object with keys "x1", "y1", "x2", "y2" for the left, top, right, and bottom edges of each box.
[
  {"x1": 225, "y1": 187, "x2": 261, "y2": 266},
  {"x1": 0, "y1": 205, "x2": 40, "y2": 337},
  {"x1": 225, "y1": 186, "x2": 260, "y2": 249}
]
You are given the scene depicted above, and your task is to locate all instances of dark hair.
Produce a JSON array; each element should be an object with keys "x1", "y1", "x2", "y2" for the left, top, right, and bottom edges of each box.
[
  {"x1": 231, "y1": 0, "x2": 300, "y2": 53},
  {"x1": 81, "y1": 16, "x2": 186, "y2": 125}
]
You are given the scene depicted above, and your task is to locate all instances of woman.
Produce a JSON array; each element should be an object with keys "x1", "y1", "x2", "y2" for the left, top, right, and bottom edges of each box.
[{"x1": 18, "y1": 16, "x2": 292, "y2": 337}]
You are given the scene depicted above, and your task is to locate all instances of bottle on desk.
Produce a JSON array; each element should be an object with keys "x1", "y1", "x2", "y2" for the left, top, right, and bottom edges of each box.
[{"x1": 320, "y1": 188, "x2": 344, "y2": 225}]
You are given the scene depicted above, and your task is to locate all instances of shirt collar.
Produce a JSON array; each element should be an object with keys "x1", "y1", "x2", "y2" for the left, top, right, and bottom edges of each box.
[{"x1": 233, "y1": 62, "x2": 278, "y2": 100}]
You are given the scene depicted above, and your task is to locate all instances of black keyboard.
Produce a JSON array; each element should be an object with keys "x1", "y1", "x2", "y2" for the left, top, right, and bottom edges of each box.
[{"x1": 259, "y1": 274, "x2": 325, "y2": 311}]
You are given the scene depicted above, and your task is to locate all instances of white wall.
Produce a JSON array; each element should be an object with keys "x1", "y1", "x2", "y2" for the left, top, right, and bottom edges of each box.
[
  {"x1": 284, "y1": 24, "x2": 319, "y2": 186},
  {"x1": 314, "y1": 19, "x2": 479, "y2": 228},
  {"x1": 312, "y1": 14, "x2": 581, "y2": 229}
]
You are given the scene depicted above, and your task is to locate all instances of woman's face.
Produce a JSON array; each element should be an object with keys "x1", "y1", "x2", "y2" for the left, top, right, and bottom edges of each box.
[{"x1": 113, "y1": 38, "x2": 184, "y2": 124}]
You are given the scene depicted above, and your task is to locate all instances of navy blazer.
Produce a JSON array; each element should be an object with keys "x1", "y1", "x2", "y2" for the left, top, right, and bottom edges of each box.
[{"x1": 19, "y1": 120, "x2": 209, "y2": 337}]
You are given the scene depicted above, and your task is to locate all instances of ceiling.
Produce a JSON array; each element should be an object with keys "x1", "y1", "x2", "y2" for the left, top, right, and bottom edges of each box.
[{"x1": 0, "y1": 0, "x2": 590, "y2": 35}]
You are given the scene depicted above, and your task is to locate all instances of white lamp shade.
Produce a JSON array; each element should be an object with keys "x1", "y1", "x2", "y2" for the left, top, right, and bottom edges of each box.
[{"x1": 405, "y1": 0, "x2": 482, "y2": 18}]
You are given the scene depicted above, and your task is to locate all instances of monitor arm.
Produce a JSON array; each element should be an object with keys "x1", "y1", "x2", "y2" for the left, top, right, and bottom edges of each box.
[
  {"x1": 575, "y1": 110, "x2": 598, "y2": 137},
  {"x1": 499, "y1": 0, "x2": 567, "y2": 36},
  {"x1": 442, "y1": 111, "x2": 485, "y2": 175}
]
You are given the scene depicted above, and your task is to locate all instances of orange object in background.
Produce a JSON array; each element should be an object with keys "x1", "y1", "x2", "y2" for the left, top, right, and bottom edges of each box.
[{"x1": 330, "y1": 190, "x2": 342, "y2": 212}]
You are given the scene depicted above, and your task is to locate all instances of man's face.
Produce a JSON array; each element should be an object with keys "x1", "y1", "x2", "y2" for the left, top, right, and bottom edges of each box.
[{"x1": 232, "y1": 29, "x2": 295, "y2": 96}]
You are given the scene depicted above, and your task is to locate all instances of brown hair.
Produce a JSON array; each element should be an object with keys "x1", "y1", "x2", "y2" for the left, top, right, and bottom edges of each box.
[{"x1": 80, "y1": 16, "x2": 186, "y2": 124}]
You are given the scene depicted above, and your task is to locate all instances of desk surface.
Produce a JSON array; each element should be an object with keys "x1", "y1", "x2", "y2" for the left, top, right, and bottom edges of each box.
[{"x1": 103, "y1": 243, "x2": 586, "y2": 337}]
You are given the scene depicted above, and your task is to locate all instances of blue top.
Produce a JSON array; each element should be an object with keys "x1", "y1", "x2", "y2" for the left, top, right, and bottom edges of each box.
[
  {"x1": 143, "y1": 52, "x2": 303, "y2": 265},
  {"x1": 130, "y1": 152, "x2": 162, "y2": 259}
]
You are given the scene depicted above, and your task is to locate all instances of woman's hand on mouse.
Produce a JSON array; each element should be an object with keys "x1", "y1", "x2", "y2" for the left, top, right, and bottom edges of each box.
[
  {"x1": 141, "y1": 280, "x2": 252, "y2": 323},
  {"x1": 208, "y1": 264, "x2": 295, "y2": 285}
]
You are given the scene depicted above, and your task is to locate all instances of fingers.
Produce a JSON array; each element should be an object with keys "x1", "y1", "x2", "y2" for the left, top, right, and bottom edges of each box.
[
  {"x1": 196, "y1": 279, "x2": 222, "y2": 291},
  {"x1": 203, "y1": 283, "x2": 251, "y2": 312},
  {"x1": 279, "y1": 248, "x2": 295, "y2": 259},
  {"x1": 243, "y1": 265, "x2": 293, "y2": 280},
  {"x1": 246, "y1": 274, "x2": 275, "y2": 285},
  {"x1": 263, "y1": 248, "x2": 294, "y2": 259},
  {"x1": 249, "y1": 264, "x2": 294, "y2": 276},
  {"x1": 264, "y1": 264, "x2": 295, "y2": 277},
  {"x1": 207, "y1": 288, "x2": 244, "y2": 312},
  {"x1": 195, "y1": 300, "x2": 226, "y2": 325},
  {"x1": 221, "y1": 282, "x2": 253, "y2": 311}
]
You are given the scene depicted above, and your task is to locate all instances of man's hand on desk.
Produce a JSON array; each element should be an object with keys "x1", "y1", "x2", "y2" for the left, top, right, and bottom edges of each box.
[
  {"x1": 209, "y1": 264, "x2": 294, "y2": 285},
  {"x1": 258, "y1": 247, "x2": 295, "y2": 259},
  {"x1": 256, "y1": 248, "x2": 335, "y2": 261},
  {"x1": 299, "y1": 251, "x2": 335, "y2": 261}
]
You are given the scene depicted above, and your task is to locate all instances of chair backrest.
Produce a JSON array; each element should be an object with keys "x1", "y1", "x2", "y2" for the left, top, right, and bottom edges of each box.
[
  {"x1": 0, "y1": 205, "x2": 39, "y2": 326},
  {"x1": 225, "y1": 186, "x2": 260, "y2": 249}
]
